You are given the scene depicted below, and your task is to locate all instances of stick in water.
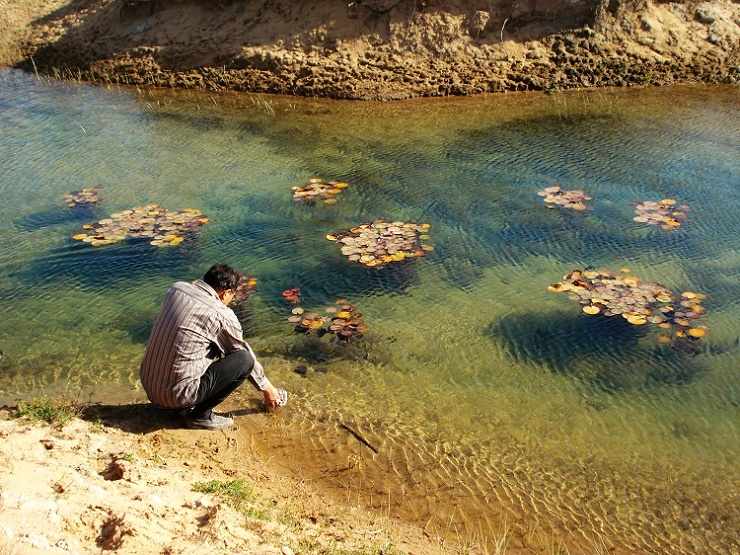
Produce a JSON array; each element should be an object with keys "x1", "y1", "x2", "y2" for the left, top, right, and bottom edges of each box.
[{"x1": 339, "y1": 423, "x2": 379, "y2": 453}]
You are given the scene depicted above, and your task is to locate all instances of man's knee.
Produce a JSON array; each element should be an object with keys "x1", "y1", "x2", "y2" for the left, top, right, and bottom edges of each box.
[{"x1": 230, "y1": 349, "x2": 255, "y2": 378}]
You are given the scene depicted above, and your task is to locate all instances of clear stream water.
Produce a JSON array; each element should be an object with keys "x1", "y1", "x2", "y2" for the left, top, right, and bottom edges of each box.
[{"x1": 1, "y1": 69, "x2": 738, "y2": 553}]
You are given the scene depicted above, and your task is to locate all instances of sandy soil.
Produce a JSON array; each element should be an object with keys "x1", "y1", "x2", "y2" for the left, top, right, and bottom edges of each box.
[
  {"x1": 0, "y1": 403, "x2": 471, "y2": 555},
  {"x1": 1, "y1": 0, "x2": 738, "y2": 100}
]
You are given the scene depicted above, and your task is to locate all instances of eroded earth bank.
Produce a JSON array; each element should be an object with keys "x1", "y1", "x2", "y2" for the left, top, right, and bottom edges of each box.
[{"x1": 1, "y1": 0, "x2": 739, "y2": 100}]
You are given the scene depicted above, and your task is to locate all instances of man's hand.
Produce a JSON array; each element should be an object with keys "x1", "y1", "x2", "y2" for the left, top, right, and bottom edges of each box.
[{"x1": 263, "y1": 385, "x2": 280, "y2": 409}]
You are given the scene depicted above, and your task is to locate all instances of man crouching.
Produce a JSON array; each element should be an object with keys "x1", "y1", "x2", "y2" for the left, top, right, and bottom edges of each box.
[{"x1": 140, "y1": 264, "x2": 286, "y2": 430}]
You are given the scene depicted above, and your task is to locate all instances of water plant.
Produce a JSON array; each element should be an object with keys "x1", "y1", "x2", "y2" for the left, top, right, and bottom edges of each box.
[
  {"x1": 232, "y1": 272, "x2": 258, "y2": 304},
  {"x1": 63, "y1": 185, "x2": 104, "y2": 207},
  {"x1": 281, "y1": 286, "x2": 302, "y2": 304},
  {"x1": 71, "y1": 204, "x2": 209, "y2": 247},
  {"x1": 327, "y1": 220, "x2": 433, "y2": 268},
  {"x1": 548, "y1": 268, "x2": 708, "y2": 344},
  {"x1": 632, "y1": 199, "x2": 689, "y2": 231},
  {"x1": 283, "y1": 288, "x2": 368, "y2": 342},
  {"x1": 292, "y1": 178, "x2": 348, "y2": 205},
  {"x1": 537, "y1": 185, "x2": 592, "y2": 210}
]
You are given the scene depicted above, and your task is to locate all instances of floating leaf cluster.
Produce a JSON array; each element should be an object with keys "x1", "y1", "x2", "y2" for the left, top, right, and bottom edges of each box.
[
  {"x1": 284, "y1": 292, "x2": 368, "y2": 342},
  {"x1": 292, "y1": 178, "x2": 348, "y2": 205},
  {"x1": 327, "y1": 220, "x2": 433, "y2": 268},
  {"x1": 233, "y1": 273, "x2": 258, "y2": 304},
  {"x1": 632, "y1": 199, "x2": 689, "y2": 231},
  {"x1": 281, "y1": 286, "x2": 302, "y2": 304},
  {"x1": 537, "y1": 186, "x2": 592, "y2": 210},
  {"x1": 72, "y1": 204, "x2": 210, "y2": 247},
  {"x1": 548, "y1": 268, "x2": 709, "y2": 343},
  {"x1": 287, "y1": 307, "x2": 325, "y2": 332},
  {"x1": 63, "y1": 185, "x2": 104, "y2": 207},
  {"x1": 324, "y1": 300, "x2": 368, "y2": 341}
]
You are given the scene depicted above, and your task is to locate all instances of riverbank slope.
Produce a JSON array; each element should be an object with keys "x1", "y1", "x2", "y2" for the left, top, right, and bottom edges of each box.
[
  {"x1": 0, "y1": 402, "x2": 471, "y2": 555},
  {"x1": 1, "y1": 0, "x2": 738, "y2": 100}
]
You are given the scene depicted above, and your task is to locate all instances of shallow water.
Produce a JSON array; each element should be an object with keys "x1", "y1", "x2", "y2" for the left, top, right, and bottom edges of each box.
[{"x1": 1, "y1": 69, "x2": 738, "y2": 553}]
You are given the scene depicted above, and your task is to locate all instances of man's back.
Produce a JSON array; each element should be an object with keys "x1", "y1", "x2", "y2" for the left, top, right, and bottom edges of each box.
[{"x1": 140, "y1": 280, "x2": 235, "y2": 408}]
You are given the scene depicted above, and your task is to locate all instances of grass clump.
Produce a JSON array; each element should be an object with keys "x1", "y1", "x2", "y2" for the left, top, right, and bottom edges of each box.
[
  {"x1": 192, "y1": 478, "x2": 268, "y2": 520},
  {"x1": 12, "y1": 396, "x2": 80, "y2": 426},
  {"x1": 326, "y1": 543, "x2": 404, "y2": 555}
]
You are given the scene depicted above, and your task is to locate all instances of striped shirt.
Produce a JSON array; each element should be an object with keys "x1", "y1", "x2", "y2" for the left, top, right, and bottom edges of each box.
[{"x1": 139, "y1": 279, "x2": 271, "y2": 408}]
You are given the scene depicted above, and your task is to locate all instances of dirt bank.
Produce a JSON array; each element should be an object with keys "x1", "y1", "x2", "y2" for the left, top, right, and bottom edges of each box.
[
  {"x1": 0, "y1": 402, "x2": 470, "y2": 555},
  {"x1": 1, "y1": 0, "x2": 738, "y2": 100}
]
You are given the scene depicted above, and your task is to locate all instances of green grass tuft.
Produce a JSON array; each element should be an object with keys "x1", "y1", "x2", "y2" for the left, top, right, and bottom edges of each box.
[
  {"x1": 192, "y1": 478, "x2": 266, "y2": 518},
  {"x1": 12, "y1": 396, "x2": 80, "y2": 426},
  {"x1": 324, "y1": 543, "x2": 405, "y2": 555}
]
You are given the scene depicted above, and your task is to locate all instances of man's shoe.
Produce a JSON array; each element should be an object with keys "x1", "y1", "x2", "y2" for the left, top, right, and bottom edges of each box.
[
  {"x1": 173, "y1": 407, "x2": 193, "y2": 418},
  {"x1": 185, "y1": 412, "x2": 234, "y2": 430}
]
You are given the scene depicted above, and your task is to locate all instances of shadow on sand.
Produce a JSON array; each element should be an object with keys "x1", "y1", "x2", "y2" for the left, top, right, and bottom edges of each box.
[{"x1": 79, "y1": 402, "x2": 262, "y2": 434}]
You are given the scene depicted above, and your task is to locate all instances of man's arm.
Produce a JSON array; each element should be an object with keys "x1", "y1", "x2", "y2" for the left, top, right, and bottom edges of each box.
[{"x1": 219, "y1": 311, "x2": 280, "y2": 406}]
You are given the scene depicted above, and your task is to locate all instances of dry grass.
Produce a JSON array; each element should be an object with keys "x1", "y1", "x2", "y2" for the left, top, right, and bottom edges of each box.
[{"x1": 0, "y1": 538, "x2": 20, "y2": 555}]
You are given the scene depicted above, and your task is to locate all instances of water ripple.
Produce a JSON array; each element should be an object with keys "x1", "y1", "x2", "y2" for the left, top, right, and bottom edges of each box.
[{"x1": 2, "y1": 72, "x2": 739, "y2": 554}]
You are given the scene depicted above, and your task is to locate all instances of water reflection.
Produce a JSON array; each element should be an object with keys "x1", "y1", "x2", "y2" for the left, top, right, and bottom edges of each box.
[
  {"x1": 487, "y1": 311, "x2": 707, "y2": 391},
  {"x1": 13, "y1": 204, "x2": 102, "y2": 231},
  {"x1": 1, "y1": 69, "x2": 738, "y2": 553}
]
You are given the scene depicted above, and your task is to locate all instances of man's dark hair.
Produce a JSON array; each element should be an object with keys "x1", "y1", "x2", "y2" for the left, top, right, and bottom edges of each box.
[{"x1": 203, "y1": 264, "x2": 240, "y2": 292}]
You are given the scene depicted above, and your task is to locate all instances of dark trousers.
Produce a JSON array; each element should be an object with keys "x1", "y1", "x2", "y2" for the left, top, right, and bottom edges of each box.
[{"x1": 190, "y1": 350, "x2": 255, "y2": 419}]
